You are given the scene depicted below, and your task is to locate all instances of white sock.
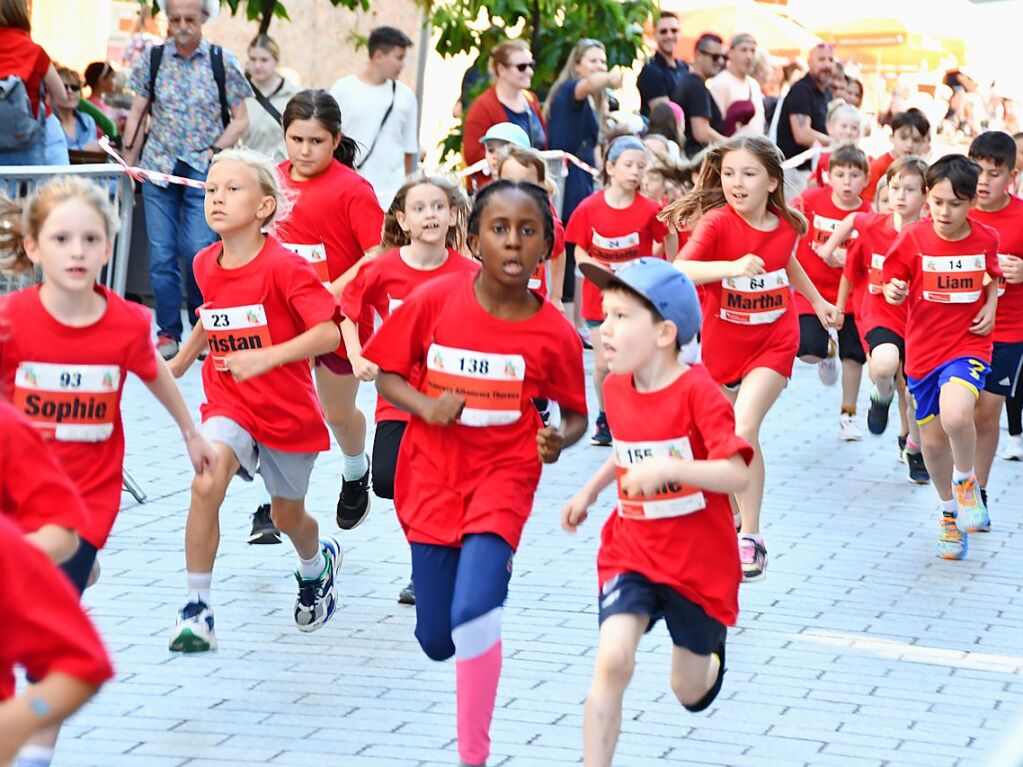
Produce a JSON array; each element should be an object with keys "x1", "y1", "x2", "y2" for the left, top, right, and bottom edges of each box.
[
  {"x1": 941, "y1": 498, "x2": 957, "y2": 515},
  {"x1": 16, "y1": 746, "x2": 54, "y2": 767},
  {"x1": 341, "y1": 451, "x2": 369, "y2": 481},
  {"x1": 186, "y1": 571, "x2": 212, "y2": 604},
  {"x1": 298, "y1": 549, "x2": 326, "y2": 579},
  {"x1": 952, "y1": 466, "x2": 974, "y2": 484}
]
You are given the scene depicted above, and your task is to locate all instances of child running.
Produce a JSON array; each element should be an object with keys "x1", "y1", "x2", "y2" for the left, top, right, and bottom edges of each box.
[
  {"x1": 567, "y1": 135, "x2": 677, "y2": 447},
  {"x1": 831, "y1": 157, "x2": 931, "y2": 483},
  {"x1": 661, "y1": 134, "x2": 840, "y2": 581},
  {"x1": 167, "y1": 150, "x2": 344, "y2": 651},
  {"x1": 793, "y1": 145, "x2": 872, "y2": 440},
  {"x1": 965, "y1": 132, "x2": 1023, "y2": 517},
  {"x1": 244, "y1": 89, "x2": 384, "y2": 545},
  {"x1": 562, "y1": 258, "x2": 752, "y2": 767},
  {"x1": 881, "y1": 154, "x2": 1001, "y2": 559},
  {"x1": 361, "y1": 180, "x2": 588, "y2": 767},
  {"x1": 340, "y1": 175, "x2": 477, "y2": 605},
  {"x1": 863, "y1": 108, "x2": 930, "y2": 204}
]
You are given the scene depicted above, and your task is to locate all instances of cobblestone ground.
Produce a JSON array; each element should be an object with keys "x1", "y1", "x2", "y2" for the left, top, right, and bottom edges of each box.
[{"x1": 51, "y1": 347, "x2": 1023, "y2": 767}]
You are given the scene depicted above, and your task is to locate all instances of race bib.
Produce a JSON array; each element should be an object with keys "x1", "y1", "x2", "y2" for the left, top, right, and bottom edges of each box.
[
  {"x1": 868, "y1": 253, "x2": 886, "y2": 295},
  {"x1": 921, "y1": 254, "x2": 985, "y2": 303},
  {"x1": 812, "y1": 214, "x2": 857, "y2": 258},
  {"x1": 13, "y1": 362, "x2": 120, "y2": 442},
  {"x1": 425, "y1": 343, "x2": 525, "y2": 427},
  {"x1": 997, "y1": 254, "x2": 1011, "y2": 297},
  {"x1": 281, "y1": 242, "x2": 331, "y2": 286},
  {"x1": 199, "y1": 304, "x2": 273, "y2": 372},
  {"x1": 613, "y1": 437, "x2": 706, "y2": 519},
  {"x1": 720, "y1": 268, "x2": 790, "y2": 325},
  {"x1": 590, "y1": 230, "x2": 641, "y2": 266}
]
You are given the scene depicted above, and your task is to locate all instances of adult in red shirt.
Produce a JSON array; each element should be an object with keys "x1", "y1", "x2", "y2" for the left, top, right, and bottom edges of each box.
[
  {"x1": 0, "y1": 0, "x2": 74, "y2": 165},
  {"x1": 881, "y1": 155, "x2": 1001, "y2": 560},
  {"x1": 461, "y1": 40, "x2": 547, "y2": 192}
]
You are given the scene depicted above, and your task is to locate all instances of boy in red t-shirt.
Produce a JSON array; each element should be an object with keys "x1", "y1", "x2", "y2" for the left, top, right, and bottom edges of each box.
[
  {"x1": 863, "y1": 108, "x2": 930, "y2": 204},
  {"x1": 793, "y1": 145, "x2": 871, "y2": 439},
  {"x1": 966, "y1": 132, "x2": 1023, "y2": 517},
  {"x1": 882, "y1": 155, "x2": 1001, "y2": 560},
  {"x1": 562, "y1": 258, "x2": 752, "y2": 766}
]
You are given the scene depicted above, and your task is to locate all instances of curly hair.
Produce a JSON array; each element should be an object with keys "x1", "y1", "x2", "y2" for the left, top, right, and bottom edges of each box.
[{"x1": 380, "y1": 174, "x2": 469, "y2": 253}]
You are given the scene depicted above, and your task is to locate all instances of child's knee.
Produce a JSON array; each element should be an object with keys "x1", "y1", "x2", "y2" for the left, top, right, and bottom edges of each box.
[
  {"x1": 269, "y1": 500, "x2": 306, "y2": 531},
  {"x1": 671, "y1": 672, "x2": 709, "y2": 707},
  {"x1": 416, "y1": 626, "x2": 455, "y2": 661},
  {"x1": 594, "y1": 644, "x2": 636, "y2": 688},
  {"x1": 191, "y1": 471, "x2": 226, "y2": 506}
]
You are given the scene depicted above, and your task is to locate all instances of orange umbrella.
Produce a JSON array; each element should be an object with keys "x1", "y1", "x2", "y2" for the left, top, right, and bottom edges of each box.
[
  {"x1": 815, "y1": 17, "x2": 965, "y2": 74},
  {"x1": 660, "y1": 0, "x2": 823, "y2": 59}
]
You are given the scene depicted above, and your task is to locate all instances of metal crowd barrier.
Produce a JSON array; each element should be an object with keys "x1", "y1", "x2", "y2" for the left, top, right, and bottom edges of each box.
[{"x1": 0, "y1": 164, "x2": 134, "y2": 297}]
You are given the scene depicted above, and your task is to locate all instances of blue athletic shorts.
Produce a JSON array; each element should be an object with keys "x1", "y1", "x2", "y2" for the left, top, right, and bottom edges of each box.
[
  {"x1": 984, "y1": 341, "x2": 1023, "y2": 397},
  {"x1": 906, "y1": 356, "x2": 990, "y2": 424}
]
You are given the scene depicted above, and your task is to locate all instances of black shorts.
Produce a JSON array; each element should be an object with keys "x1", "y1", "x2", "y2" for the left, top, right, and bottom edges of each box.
[
  {"x1": 371, "y1": 420, "x2": 407, "y2": 500},
  {"x1": 797, "y1": 314, "x2": 866, "y2": 364},
  {"x1": 865, "y1": 326, "x2": 905, "y2": 362},
  {"x1": 61, "y1": 538, "x2": 98, "y2": 595},
  {"x1": 985, "y1": 341, "x2": 1023, "y2": 397},
  {"x1": 598, "y1": 571, "x2": 726, "y2": 655}
]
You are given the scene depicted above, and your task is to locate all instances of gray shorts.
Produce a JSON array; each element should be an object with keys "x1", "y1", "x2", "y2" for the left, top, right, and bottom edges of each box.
[{"x1": 201, "y1": 416, "x2": 317, "y2": 500}]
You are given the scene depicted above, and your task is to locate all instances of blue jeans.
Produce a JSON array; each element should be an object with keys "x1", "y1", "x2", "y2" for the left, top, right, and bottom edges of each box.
[{"x1": 141, "y1": 160, "x2": 214, "y2": 339}]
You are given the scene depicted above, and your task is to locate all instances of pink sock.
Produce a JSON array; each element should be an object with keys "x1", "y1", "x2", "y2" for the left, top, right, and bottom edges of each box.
[{"x1": 453, "y1": 609, "x2": 503, "y2": 766}]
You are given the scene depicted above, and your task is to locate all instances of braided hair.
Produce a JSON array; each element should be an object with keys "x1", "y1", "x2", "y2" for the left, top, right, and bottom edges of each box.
[{"x1": 467, "y1": 180, "x2": 555, "y2": 261}]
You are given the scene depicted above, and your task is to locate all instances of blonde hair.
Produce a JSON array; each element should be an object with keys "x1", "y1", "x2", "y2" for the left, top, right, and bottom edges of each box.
[
  {"x1": 489, "y1": 40, "x2": 530, "y2": 77},
  {"x1": 211, "y1": 148, "x2": 291, "y2": 230},
  {"x1": 543, "y1": 40, "x2": 607, "y2": 129},
  {"x1": 249, "y1": 34, "x2": 280, "y2": 62},
  {"x1": 1, "y1": 177, "x2": 118, "y2": 275},
  {"x1": 660, "y1": 134, "x2": 807, "y2": 235},
  {"x1": 380, "y1": 174, "x2": 469, "y2": 253},
  {"x1": 494, "y1": 145, "x2": 558, "y2": 197}
]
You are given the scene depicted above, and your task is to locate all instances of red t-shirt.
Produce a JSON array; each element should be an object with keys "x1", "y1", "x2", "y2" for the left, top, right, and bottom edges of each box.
[
  {"x1": 882, "y1": 219, "x2": 1002, "y2": 380},
  {"x1": 863, "y1": 151, "x2": 894, "y2": 204},
  {"x1": 362, "y1": 272, "x2": 587, "y2": 549},
  {"x1": 193, "y1": 236, "x2": 341, "y2": 453},
  {"x1": 0, "y1": 514, "x2": 114, "y2": 700},
  {"x1": 598, "y1": 365, "x2": 753, "y2": 626},
  {"x1": 0, "y1": 400, "x2": 86, "y2": 537},
  {"x1": 340, "y1": 247, "x2": 480, "y2": 423},
  {"x1": 277, "y1": 159, "x2": 384, "y2": 361},
  {"x1": 842, "y1": 212, "x2": 906, "y2": 335},
  {"x1": 793, "y1": 186, "x2": 871, "y2": 312},
  {"x1": 0, "y1": 29, "x2": 51, "y2": 116},
  {"x1": 566, "y1": 191, "x2": 667, "y2": 321},
  {"x1": 811, "y1": 151, "x2": 831, "y2": 187},
  {"x1": 680, "y1": 206, "x2": 800, "y2": 385},
  {"x1": 0, "y1": 287, "x2": 157, "y2": 549},
  {"x1": 969, "y1": 196, "x2": 1023, "y2": 344},
  {"x1": 528, "y1": 203, "x2": 566, "y2": 297}
]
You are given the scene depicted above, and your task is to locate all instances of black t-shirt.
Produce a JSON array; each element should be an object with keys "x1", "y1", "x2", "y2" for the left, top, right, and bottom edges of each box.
[
  {"x1": 637, "y1": 53, "x2": 689, "y2": 117},
  {"x1": 776, "y1": 74, "x2": 830, "y2": 159},
  {"x1": 673, "y1": 72, "x2": 722, "y2": 158}
]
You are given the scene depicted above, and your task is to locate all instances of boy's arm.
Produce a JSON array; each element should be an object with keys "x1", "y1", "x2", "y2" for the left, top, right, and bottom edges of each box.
[
  {"x1": 619, "y1": 453, "x2": 749, "y2": 498},
  {"x1": 562, "y1": 455, "x2": 617, "y2": 532},
  {"x1": 787, "y1": 254, "x2": 841, "y2": 326},
  {"x1": 167, "y1": 325, "x2": 207, "y2": 379},
  {"x1": 834, "y1": 275, "x2": 852, "y2": 326},
  {"x1": 341, "y1": 318, "x2": 378, "y2": 382},
  {"x1": 817, "y1": 213, "x2": 857, "y2": 266},
  {"x1": 224, "y1": 320, "x2": 340, "y2": 382},
  {"x1": 143, "y1": 355, "x2": 218, "y2": 473},
  {"x1": 970, "y1": 279, "x2": 999, "y2": 336},
  {"x1": 376, "y1": 370, "x2": 464, "y2": 426},
  {"x1": 0, "y1": 673, "x2": 100, "y2": 762}
]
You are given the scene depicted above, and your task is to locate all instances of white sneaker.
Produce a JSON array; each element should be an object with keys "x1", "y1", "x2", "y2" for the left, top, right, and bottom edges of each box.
[
  {"x1": 1002, "y1": 434, "x2": 1023, "y2": 461},
  {"x1": 817, "y1": 339, "x2": 839, "y2": 386},
  {"x1": 839, "y1": 412, "x2": 863, "y2": 441}
]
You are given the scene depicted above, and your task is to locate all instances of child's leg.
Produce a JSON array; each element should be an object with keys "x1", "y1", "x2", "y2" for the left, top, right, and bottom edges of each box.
[
  {"x1": 838, "y1": 318, "x2": 866, "y2": 415},
  {"x1": 796, "y1": 314, "x2": 830, "y2": 364},
  {"x1": 450, "y1": 533, "x2": 514, "y2": 767},
  {"x1": 938, "y1": 381, "x2": 979, "y2": 476},
  {"x1": 918, "y1": 419, "x2": 953, "y2": 501},
  {"x1": 185, "y1": 441, "x2": 241, "y2": 576},
  {"x1": 583, "y1": 613, "x2": 647, "y2": 767},
  {"x1": 670, "y1": 646, "x2": 722, "y2": 709},
  {"x1": 409, "y1": 542, "x2": 460, "y2": 661},
  {"x1": 590, "y1": 325, "x2": 608, "y2": 413},
  {"x1": 841, "y1": 359, "x2": 863, "y2": 411},
  {"x1": 371, "y1": 421, "x2": 406, "y2": 501},
  {"x1": 270, "y1": 497, "x2": 320, "y2": 561},
  {"x1": 314, "y1": 363, "x2": 367, "y2": 464},
  {"x1": 973, "y1": 390, "x2": 1004, "y2": 489},
  {"x1": 869, "y1": 343, "x2": 901, "y2": 399},
  {"x1": 897, "y1": 373, "x2": 912, "y2": 438}
]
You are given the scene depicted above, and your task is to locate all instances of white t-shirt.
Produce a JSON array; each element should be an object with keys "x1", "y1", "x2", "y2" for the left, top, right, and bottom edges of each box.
[
  {"x1": 329, "y1": 75, "x2": 420, "y2": 208},
  {"x1": 709, "y1": 68, "x2": 765, "y2": 134}
]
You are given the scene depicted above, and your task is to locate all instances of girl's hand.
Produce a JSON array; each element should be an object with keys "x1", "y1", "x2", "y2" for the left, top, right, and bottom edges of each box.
[
  {"x1": 883, "y1": 279, "x2": 908, "y2": 305},
  {"x1": 813, "y1": 299, "x2": 842, "y2": 329},
  {"x1": 421, "y1": 392, "x2": 464, "y2": 426},
  {"x1": 537, "y1": 425, "x2": 565, "y2": 464},
  {"x1": 185, "y1": 431, "x2": 219, "y2": 474},
  {"x1": 833, "y1": 312, "x2": 846, "y2": 331},
  {"x1": 730, "y1": 254, "x2": 766, "y2": 278},
  {"x1": 224, "y1": 348, "x2": 277, "y2": 382},
  {"x1": 619, "y1": 456, "x2": 678, "y2": 498},
  {"x1": 821, "y1": 248, "x2": 845, "y2": 269},
  {"x1": 1001, "y1": 254, "x2": 1023, "y2": 284},
  {"x1": 561, "y1": 490, "x2": 594, "y2": 532},
  {"x1": 351, "y1": 353, "x2": 379, "y2": 382},
  {"x1": 970, "y1": 301, "x2": 997, "y2": 336}
]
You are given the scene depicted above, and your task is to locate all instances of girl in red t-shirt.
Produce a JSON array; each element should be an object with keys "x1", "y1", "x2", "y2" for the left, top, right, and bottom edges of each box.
[
  {"x1": 362, "y1": 181, "x2": 588, "y2": 767},
  {"x1": 662, "y1": 134, "x2": 840, "y2": 582},
  {"x1": 167, "y1": 150, "x2": 344, "y2": 653},
  {"x1": 340, "y1": 175, "x2": 476, "y2": 605},
  {"x1": 262, "y1": 89, "x2": 385, "y2": 541},
  {"x1": 567, "y1": 136, "x2": 678, "y2": 447}
]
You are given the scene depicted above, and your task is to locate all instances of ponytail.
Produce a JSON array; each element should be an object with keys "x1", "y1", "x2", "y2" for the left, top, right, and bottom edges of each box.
[{"x1": 336, "y1": 135, "x2": 359, "y2": 168}]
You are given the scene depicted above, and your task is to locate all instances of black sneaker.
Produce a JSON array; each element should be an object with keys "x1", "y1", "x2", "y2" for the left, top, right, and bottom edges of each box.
[
  {"x1": 978, "y1": 488, "x2": 991, "y2": 532},
  {"x1": 905, "y1": 450, "x2": 929, "y2": 485},
  {"x1": 398, "y1": 578, "x2": 415, "y2": 605},
  {"x1": 248, "y1": 504, "x2": 281, "y2": 544},
  {"x1": 590, "y1": 414, "x2": 612, "y2": 447},
  {"x1": 898, "y1": 434, "x2": 907, "y2": 463},
  {"x1": 337, "y1": 465, "x2": 371, "y2": 530},
  {"x1": 866, "y1": 389, "x2": 892, "y2": 435}
]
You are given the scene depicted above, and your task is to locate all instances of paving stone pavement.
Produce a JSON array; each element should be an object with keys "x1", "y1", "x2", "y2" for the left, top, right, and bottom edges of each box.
[{"x1": 50, "y1": 346, "x2": 1023, "y2": 767}]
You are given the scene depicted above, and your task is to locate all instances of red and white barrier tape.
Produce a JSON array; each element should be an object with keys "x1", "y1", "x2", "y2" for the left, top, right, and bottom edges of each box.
[
  {"x1": 459, "y1": 149, "x2": 601, "y2": 179},
  {"x1": 98, "y1": 137, "x2": 208, "y2": 190}
]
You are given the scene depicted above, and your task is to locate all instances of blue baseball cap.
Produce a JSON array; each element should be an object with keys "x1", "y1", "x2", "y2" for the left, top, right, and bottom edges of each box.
[
  {"x1": 580, "y1": 258, "x2": 701, "y2": 346},
  {"x1": 479, "y1": 122, "x2": 531, "y2": 148}
]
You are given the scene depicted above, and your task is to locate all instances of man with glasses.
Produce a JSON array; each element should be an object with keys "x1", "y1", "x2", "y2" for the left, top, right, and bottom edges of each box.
[
  {"x1": 123, "y1": 0, "x2": 252, "y2": 359},
  {"x1": 672, "y1": 33, "x2": 728, "y2": 158},
  {"x1": 637, "y1": 11, "x2": 688, "y2": 118}
]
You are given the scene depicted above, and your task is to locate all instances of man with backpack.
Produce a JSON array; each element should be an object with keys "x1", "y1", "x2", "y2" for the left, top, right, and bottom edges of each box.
[{"x1": 122, "y1": 0, "x2": 252, "y2": 359}]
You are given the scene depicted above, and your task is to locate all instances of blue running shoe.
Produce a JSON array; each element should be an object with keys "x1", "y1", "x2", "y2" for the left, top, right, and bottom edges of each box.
[
  {"x1": 936, "y1": 513, "x2": 968, "y2": 560},
  {"x1": 953, "y1": 476, "x2": 989, "y2": 533},
  {"x1": 170, "y1": 599, "x2": 217, "y2": 652},
  {"x1": 294, "y1": 537, "x2": 343, "y2": 632}
]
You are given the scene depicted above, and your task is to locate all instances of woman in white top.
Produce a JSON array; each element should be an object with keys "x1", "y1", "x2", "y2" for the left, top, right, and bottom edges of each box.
[
  {"x1": 240, "y1": 35, "x2": 300, "y2": 162},
  {"x1": 709, "y1": 32, "x2": 766, "y2": 135}
]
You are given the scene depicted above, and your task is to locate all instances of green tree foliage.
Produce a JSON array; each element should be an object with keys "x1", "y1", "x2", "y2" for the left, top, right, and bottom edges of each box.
[
  {"x1": 420, "y1": 0, "x2": 657, "y2": 161},
  {"x1": 149, "y1": 0, "x2": 370, "y2": 36}
]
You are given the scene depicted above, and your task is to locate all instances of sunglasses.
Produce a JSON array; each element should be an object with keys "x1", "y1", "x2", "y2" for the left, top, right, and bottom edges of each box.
[
  {"x1": 698, "y1": 49, "x2": 729, "y2": 63},
  {"x1": 65, "y1": 83, "x2": 81, "y2": 91},
  {"x1": 512, "y1": 61, "x2": 536, "y2": 72}
]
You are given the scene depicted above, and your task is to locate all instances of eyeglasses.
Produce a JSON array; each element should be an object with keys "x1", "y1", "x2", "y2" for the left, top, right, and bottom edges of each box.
[
  {"x1": 512, "y1": 61, "x2": 536, "y2": 72},
  {"x1": 698, "y1": 49, "x2": 728, "y2": 62},
  {"x1": 65, "y1": 83, "x2": 81, "y2": 92}
]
